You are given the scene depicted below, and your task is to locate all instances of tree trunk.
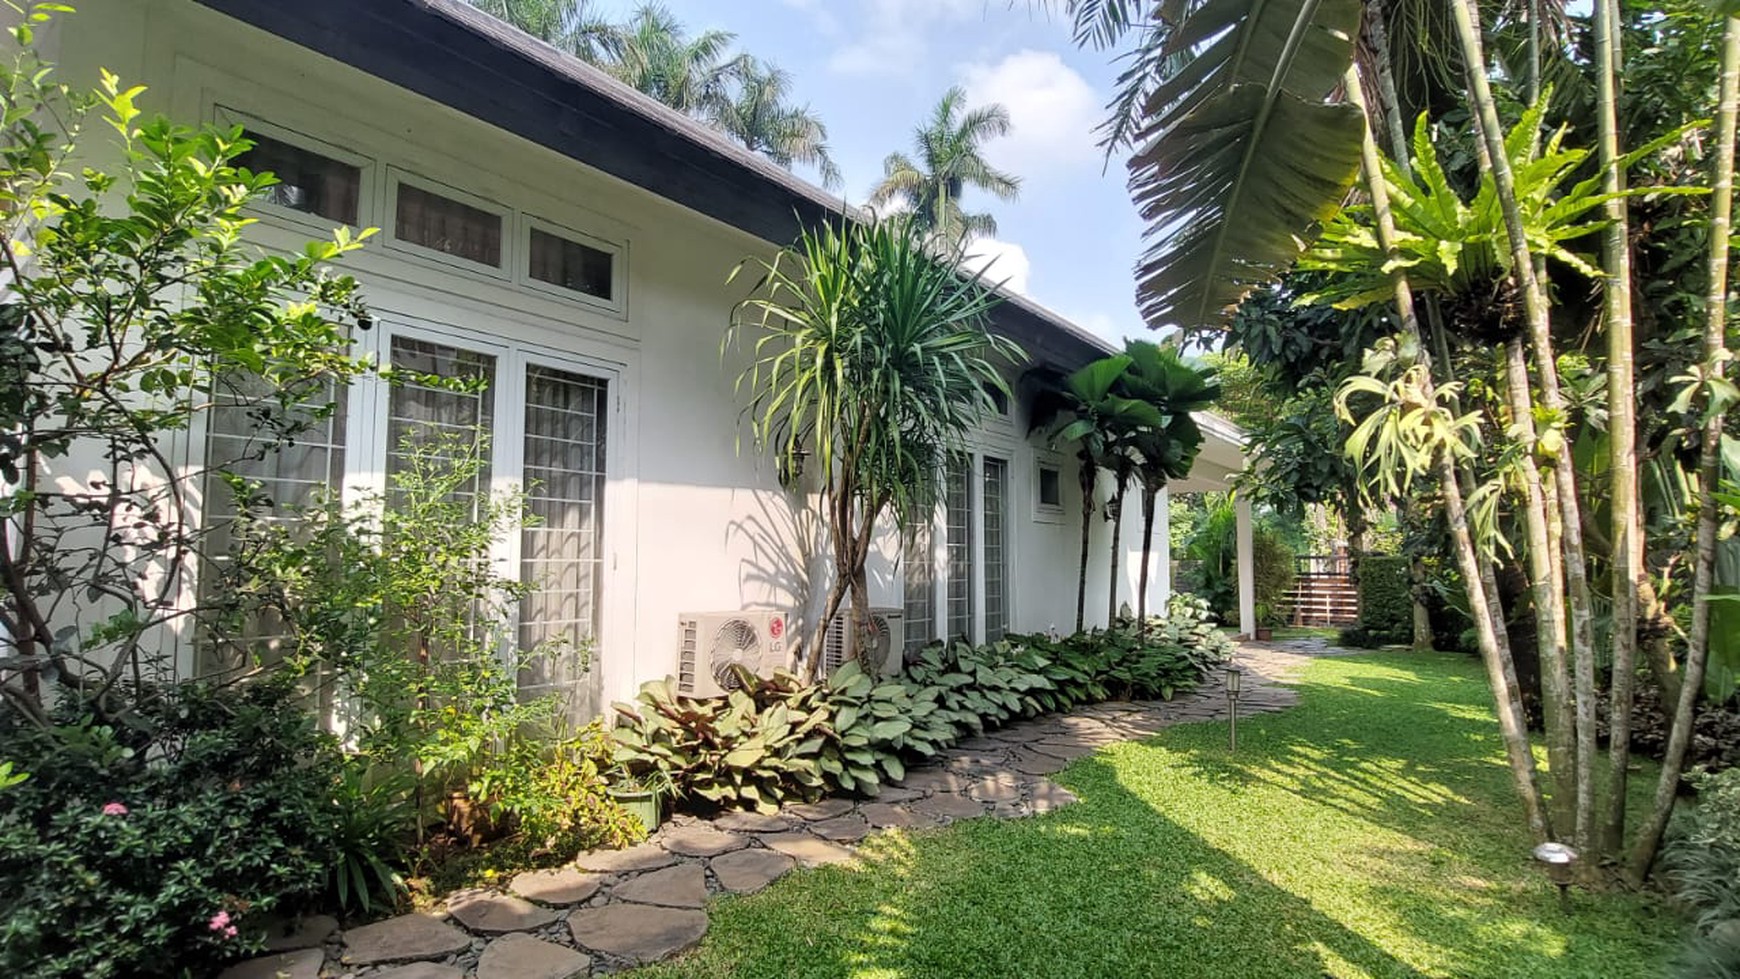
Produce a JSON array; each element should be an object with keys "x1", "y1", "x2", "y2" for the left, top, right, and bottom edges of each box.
[
  {"x1": 1138, "y1": 483, "x2": 1159, "y2": 627},
  {"x1": 1076, "y1": 453, "x2": 1097, "y2": 632},
  {"x1": 1367, "y1": 3, "x2": 1412, "y2": 172},
  {"x1": 1629, "y1": 11, "x2": 1740, "y2": 881},
  {"x1": 1108, "y1": 466, "x2": 1130, "y2": 626},
  {"x1": 1452, "y1": 0, "x2": 1598, "y2": 849},
  {"x1": 1597, "y1": 0, "x2": 1644, "y2": 859},
  {"x1": 1503, "y1": 338, "x2": 1578, "y2": 837},
  {"x1": 1410, "y1": 554, "x2": 1433, "y2": 651},
  {"x1": 1346, "y1": 64, "x2": 1551, "y2": 841}
]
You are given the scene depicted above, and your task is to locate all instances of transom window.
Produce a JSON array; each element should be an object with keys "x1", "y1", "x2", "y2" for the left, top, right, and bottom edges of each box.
[
  {"x1": 394, "y1": 181, "x2": 503, "y2": 268},
  {"x1": 529, "y1": 226, "x2": 615, "y2": 302},
  {"x1": 236, "y1": 130, "x2": 361, "y2": 226}
]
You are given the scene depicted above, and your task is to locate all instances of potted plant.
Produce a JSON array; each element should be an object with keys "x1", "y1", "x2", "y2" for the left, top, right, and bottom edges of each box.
[
  {"x1": 607, "y1": 766, "x2": 671, "y2": 834},
  {"x1": 1253, "y1": 602, "x2": 1276, "y2": 642}
]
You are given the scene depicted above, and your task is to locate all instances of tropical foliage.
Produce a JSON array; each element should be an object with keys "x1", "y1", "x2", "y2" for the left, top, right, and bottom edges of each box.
[
  {"x1": 611, "y1": 601, "x2": 1233, "y2": 812},
  {"x1": 869, "y1": 86, "x2": 1021, "y2": 250},
  {"x1": 468, "y1": 0, "x2": 840, "y2": 186},
  {"x1": 728, "y1": 217, "x2": 1018, "y2": 671}
]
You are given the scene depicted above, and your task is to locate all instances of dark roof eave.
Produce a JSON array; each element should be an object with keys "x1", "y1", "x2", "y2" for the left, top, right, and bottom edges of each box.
[{"x1": 192, "y1": 0, "x2": 1114, "y2": 369}]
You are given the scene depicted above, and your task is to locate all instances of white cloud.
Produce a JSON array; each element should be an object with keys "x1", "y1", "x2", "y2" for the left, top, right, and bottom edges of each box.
[
  {"x1": 962, "y1": 238, "x2": 1031, "y2": 295},
  {"x1": 825, "y1": 0, "x2": 985, "y2": 76},
  {"x1": 960, "y1": 50, "x2": 1100, "y2": 173}
]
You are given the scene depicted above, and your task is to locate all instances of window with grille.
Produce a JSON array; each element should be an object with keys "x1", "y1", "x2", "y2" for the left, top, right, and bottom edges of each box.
[
  {"x1": 945, "y1": 455, "x2": 974, "y2": 641},
  {"x1": 236, "y1": 131, "x2": 361, "y2": 226},
  {"x1": 199, "y1": 372, "x2": 348, "y2": 679},
  {"x1": 518, "y1": 365, "x2": 609, "y2": 720},
  {"x1": 385, "y1": 337, "x2": 496, "y2": 516},
  {"x1": 529, "y1": 226, "x2": 615, "y2": 302},
  {"x1": 395, "y1": 181, "x2": 503, "y2": 267},
  {"x1": 983, "y1": 456, "x2": 1009, "y2": 641},
  {"x1": 903, "y1": 521, "x2": 935, "y2": 655}
]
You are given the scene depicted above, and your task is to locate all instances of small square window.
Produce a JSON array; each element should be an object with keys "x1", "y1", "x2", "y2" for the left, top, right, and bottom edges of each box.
[
  {"x1": 395, "y1": 182, "x2": 502, "y2": 267},
  {"x1": 1037, "y1": 465, "x2": 1062, "y2": 509},
  {"x1": 982, "y1": 381, "x2": 1010, "y2": 415},
  {"x1": 237, "y1": 131, "x2": 360, "y2": 226},
  {"x1": 529, "y1": 226, "x2": 614, "y2": 301}
]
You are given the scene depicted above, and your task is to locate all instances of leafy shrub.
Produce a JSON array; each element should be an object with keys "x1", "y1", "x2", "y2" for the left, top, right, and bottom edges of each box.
[
  {"x1": 1184, "y1": 498, "x2": 1298, "y2": 623},
  {"x1": 1664, "y1": 768, "x2": 1740, "y2": 934},
  {"x1": 468, "y1": 720, "x2": 643, "y2": 859},
  {"x1": 0, "y1": 679, "x2": 350, "y2": 979},
  {"x1": 1354, "y1": 554, "x2": 1414, "y2": 645},
  {"x1": 1338, "y1": 625, "x2": 1379, "y2": 649},
  {"x1": 612, "y1": 610, "x2": 1230, "y2": 815},
  {"x1": 612, "y1": 672, "x2": 832, "y2": 812}
]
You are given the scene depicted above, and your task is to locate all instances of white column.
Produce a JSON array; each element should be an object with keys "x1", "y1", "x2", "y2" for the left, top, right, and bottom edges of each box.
[
  {"x1": 1154, "y1": 484, "x2": 1172, "y2": 609},
  {"x1": 1236, "y1": 493, "x2": 1257, "y2": 638}
]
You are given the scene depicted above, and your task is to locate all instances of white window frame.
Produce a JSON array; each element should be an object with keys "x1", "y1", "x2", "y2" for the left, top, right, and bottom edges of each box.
[
  {"x1": 347, "y1": 316, "x2": 624, "y2": 679},
  {"x1": 384, "y1": 166, "x2": 513, "y2": 280},
  {"x1": 215, "y1": 105, "x2": 376, "y2": 237},
  {"x1": 519, "y1": 214, "x2": 628, "y2": 317},
  {"x1": 1033, "y1": 452, "x2": 1066, "y2": 524}
]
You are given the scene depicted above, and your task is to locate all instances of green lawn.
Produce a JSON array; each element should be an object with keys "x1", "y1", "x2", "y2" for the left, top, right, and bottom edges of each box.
[{"x1": 633, "y1": 652, "x2": 1683, "y2": 979}]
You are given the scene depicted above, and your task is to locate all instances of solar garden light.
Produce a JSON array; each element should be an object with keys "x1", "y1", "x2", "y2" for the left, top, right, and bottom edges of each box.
[
  {"x1": 1224, "y1": 667, "x2": 1243, "y2": 751},
  {"x1": 1532, "y1": 842, "x2": 1579, "y2": 914}
]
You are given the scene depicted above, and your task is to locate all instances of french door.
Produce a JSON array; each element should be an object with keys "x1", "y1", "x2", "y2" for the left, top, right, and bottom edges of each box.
[{"x1": 362, "y1": 322, "x2": 616, "y2": 723}]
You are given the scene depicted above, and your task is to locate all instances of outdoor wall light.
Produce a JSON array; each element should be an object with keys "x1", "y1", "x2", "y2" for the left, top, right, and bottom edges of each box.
[
  {"x1": 1225, "y1": 667, "x2": 1243, "y2": 751},
  {"x1": 1531, "y1": 841, "x2": 1579, "y2": 914}
]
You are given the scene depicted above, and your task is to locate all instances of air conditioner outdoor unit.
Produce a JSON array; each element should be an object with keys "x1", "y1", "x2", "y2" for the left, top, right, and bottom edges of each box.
[
  {"x1": 820, "y1": 606, "x2": 905, "y2": 679},
  {"x1": 675, "y1": 610, "x2": 792, "y2": 699}
]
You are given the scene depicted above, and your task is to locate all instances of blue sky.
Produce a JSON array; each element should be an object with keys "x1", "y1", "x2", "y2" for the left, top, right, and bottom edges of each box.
[{"x1": 644, "y1": 0, "x2": 1153, "y2": 346}]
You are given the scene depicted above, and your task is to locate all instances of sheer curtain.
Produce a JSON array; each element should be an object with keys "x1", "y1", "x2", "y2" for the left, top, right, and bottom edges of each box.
[
  {"x1": 945, "y1": 455, "x2": 974, "y2": 641},
  {"x1": 982, "y1": 457, "x2": 1009, "y2": 642},
  {"x1": 517, "y1": 364, "x2": 608, "y2": 722},
  {"x1": 903, "y1": 521, "x2": 935, "y2": 656}
]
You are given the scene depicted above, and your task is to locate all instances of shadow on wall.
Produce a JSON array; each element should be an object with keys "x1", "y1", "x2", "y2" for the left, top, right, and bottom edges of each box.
[{"x1": 726, "y1": 487, "x2": 901, "y2": 671}]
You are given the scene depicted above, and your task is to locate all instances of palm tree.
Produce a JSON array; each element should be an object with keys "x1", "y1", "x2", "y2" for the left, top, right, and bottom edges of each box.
[
  {"x1": 729, "y1": 218, "x2": 1021, "y2": 677},
  {"x1": 605, "y1": 3, "x2": 744, "y2": 118},
  {"x1": 1029, "y1": 356, "x2": 1162, "y2": 632},
  {"x1": 1117, "y1": 341, "x2": 1219, "y2": 626},
  {"x1": 869, "y1": 87, "x2": 1020, "y2": 250},
  {"x1": 469, "y1": 0, "x2": 620, "y2": 61},
  {"x1": 713, "y1": 57, "x2": 842, "y2": 190}
]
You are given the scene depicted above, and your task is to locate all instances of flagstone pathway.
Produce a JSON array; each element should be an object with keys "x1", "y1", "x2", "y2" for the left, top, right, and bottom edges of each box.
[{"x1": 222, "y1": 639, "x2": 1323, "y2": 979}]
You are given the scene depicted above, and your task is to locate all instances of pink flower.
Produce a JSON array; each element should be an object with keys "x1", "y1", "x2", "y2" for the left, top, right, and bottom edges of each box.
[
  {"x1": 207, "y1": 911, "x2": 231, "y2": 933},
  {"x1": 221, "y1": 925, "x2": 238, "y2": 939},
  {"x1": 101, "y1": 802, "x2": 127, "y2": 817}
]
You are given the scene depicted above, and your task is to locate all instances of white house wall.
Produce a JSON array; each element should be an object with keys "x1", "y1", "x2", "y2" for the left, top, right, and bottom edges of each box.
[{"x1": 34, "y1": 0, "x2": 1242, "y2": 717}]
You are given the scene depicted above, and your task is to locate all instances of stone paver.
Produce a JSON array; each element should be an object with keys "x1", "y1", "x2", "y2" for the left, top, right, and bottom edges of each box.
[
  {"x1": 300, "y1": 638, "x2": 1316, "y2": 979},
  {"x1": 446, "y1": 890, "x2": 560, "y2": 935},
  {"x1": 574, "y1": 842, "x2": 677, "y2": 874},
  {"x1": 510, "y1": 867, "x2": 603, "y2": 906},
  {"x1": 370, "y1": 966, "x2": 465, "y2": 979},
  {"x1": 217, "y1": 949, "x2": 323, "y2": 979},
  {"x1": 569, "y1": 905, "x2": 709, "y2": 964},
  {"x1": 341, "y1": 914, "x2": 471, "y2": 966},
  {"x1": 261, "y1": 914, "x2": 338, "y2": 952},
  {"x1": 710, "y1": 847, "x2": 796, "y2": 893},
  {"x1": 785, "y1": 798, "x2": 855, "y2": 821},
  {"x1": 912, "y1": 792, "x2": 988, "y2": 821},
  {"x1": 761, "y1": 831, "x2": 858, "y2": 867},
  {"x1": 808, "y1": 813, "x2": 871, "y2": 842},
  {"x1": 711, "y1": 809, "x2": 791, "y2": 833},
  {"x1": 613, "y1": 862, "x2": 708, "y2": 908},
  {"x1": 1007, "y1": 748, "x2": 1069, "y2": 776},
  {"x1": 477, "y1": 933, "x2": 590, "y2": 979},
  {"x1": 966, "y1": 773, "x2": 1026, "y2": 803},
  {"x1": 859, "y1": 802, "x2": 936, "y2": 829},
  {"x1": 868, "y1": 785, "x2": 924, "y2": 804},
  {"x1": 660, "y1": 823, "x2": 750, "y2": 857}
]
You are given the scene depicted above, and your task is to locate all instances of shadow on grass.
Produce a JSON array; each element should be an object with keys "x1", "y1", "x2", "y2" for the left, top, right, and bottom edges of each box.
[{"x1": 629, "y1": 651, "x2": 1676, "y2": 979}]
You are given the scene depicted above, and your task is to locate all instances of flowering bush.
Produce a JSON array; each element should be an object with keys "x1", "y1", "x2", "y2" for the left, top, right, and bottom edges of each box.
[{"x1": 0, "y1": 679, "x2": 350, "y2": 978}]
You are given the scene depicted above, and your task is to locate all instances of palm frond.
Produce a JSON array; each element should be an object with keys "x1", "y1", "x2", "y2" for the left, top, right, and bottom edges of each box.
[{"x1": 1126, "y1": 0, "x2": 1366, "y2": 335}]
